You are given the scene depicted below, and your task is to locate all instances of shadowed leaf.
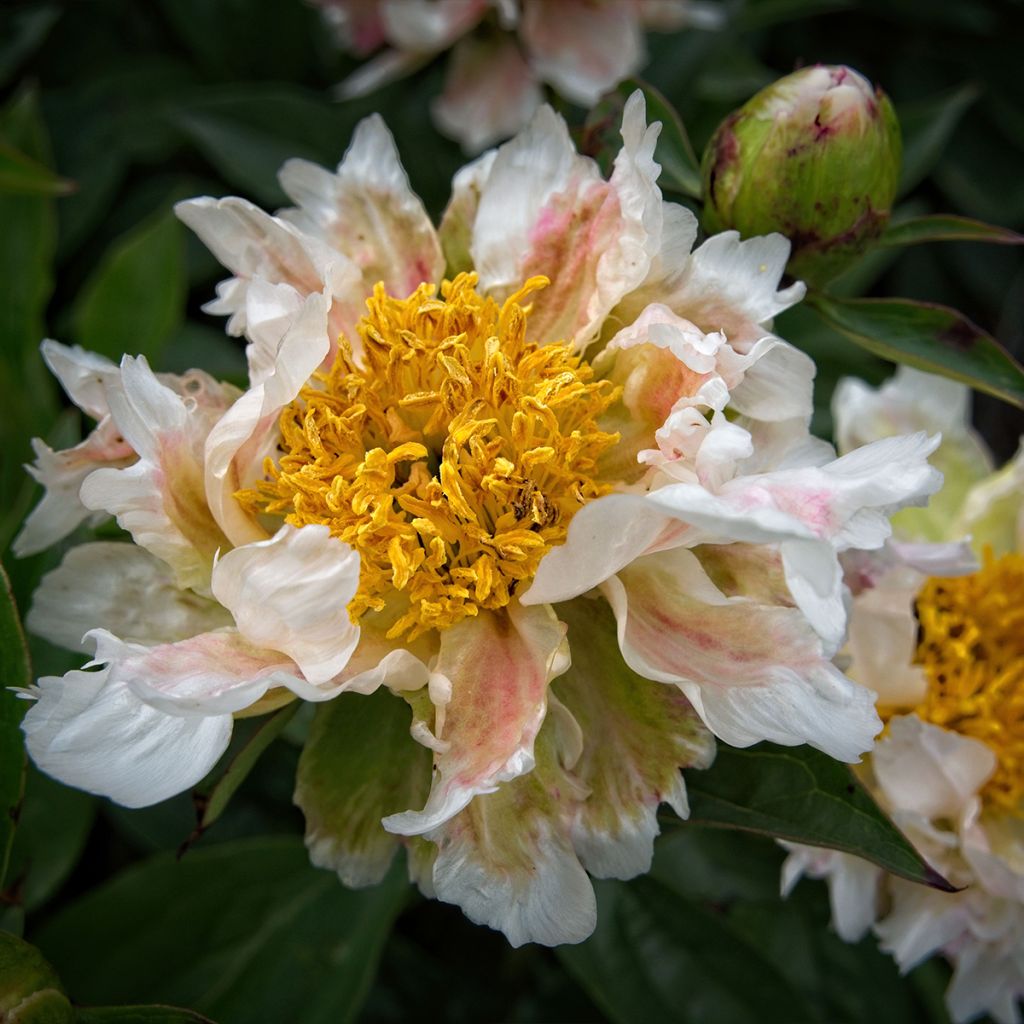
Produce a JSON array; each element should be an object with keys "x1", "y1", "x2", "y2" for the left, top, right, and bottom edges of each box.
[{"x1": 881, "y1": 214, "x2": 1024, "y2": 249}]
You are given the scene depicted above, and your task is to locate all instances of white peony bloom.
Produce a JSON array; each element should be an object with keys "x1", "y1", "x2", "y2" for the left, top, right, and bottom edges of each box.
[
  {"x1": 19, "y1": 96, "x2": 939, "y2": 947},
  {"x1": 783, "y1": 365, "x2": 1024, "y2": 1024}
]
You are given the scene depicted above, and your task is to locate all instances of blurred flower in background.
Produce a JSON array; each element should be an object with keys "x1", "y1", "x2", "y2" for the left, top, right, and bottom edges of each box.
[
  {"x1": 315, "y1": 0, "x2": 723, "y2": 151},
  {"x1": 782, "y1": 367, "x2": 1024, "y2": 1024},
  {"x1": 15, "y1": 93, "x2": 941, "y2": 947}
]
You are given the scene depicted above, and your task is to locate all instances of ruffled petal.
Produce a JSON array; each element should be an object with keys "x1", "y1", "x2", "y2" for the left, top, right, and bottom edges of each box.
[
  {"x1": 211, "y1": 524, "x2": 360, "y2": 686},
  {"x1": 278, "y1": 114, "x2": 443, "y2": 297},
  {"x1": 295, "y1": 688, "x2": 431, "y2": 888},
  {"x1": 21, "y1": 668, "x2": 232, "y2": 808},
  {"x1": 603, "y1": 548, "x2": 881, "y2": 760},
  {"x1": 78, "y1": 356, "x2": 230, "y2": 593},
  {"x1": 423, "y1": 712, "x2": 596, "y2": 947},
  {"x1": 556, "y1": 597, "x2": 715, "y2": 879},
  {"x1": 382, "y1": 602, "x2": 568, "y2": 835},
  {"x1": 27, "y1": 542, "x2": 233, "y2": 654},
  {"x1": 432, "y1": 34, "x2": 543, "y2": 153}
]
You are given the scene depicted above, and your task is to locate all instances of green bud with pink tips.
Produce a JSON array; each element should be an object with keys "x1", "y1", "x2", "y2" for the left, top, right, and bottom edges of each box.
[{"x1": 701, "y1": 65, "x2": 902, "y2": 286}]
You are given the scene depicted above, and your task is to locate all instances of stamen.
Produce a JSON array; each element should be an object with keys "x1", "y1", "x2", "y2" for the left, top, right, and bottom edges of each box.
[{"x1": 238, "y1": 272, "x2": 620, "y2": 639}]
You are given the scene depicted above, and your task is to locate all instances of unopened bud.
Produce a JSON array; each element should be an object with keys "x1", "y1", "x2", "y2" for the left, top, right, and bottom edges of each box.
[
  {"x1": 701, "y1": 65, "x2": 901, "y2": 285},
  {"x1": 0, "y1": 933, "x2": 73, "y2": 1024}
]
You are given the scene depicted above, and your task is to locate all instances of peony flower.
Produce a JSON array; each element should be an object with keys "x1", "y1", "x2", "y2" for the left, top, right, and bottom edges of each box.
[
  {"x1": 782, "y1": 366, "x2": 1024, "y2": 1024},
  {"x1": 316, "y1": 0, "x2": 723, "y2": 152},
  {"x1": 19, "y1": 95, "x2": 940, "y2": 946}
]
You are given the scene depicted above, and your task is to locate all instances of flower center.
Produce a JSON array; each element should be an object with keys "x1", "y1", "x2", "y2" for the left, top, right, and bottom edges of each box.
[
  {"x1": 239, "y1": 272, "x2": 620, "y2": 640},
  {"x1": 912, "y1": 551, "x2": 1024, "y2": 814}
]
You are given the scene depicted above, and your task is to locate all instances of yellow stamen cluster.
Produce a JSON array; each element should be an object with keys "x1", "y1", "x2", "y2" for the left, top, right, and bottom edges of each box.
[
  {"x1": 239, "y1": 272, "x2": 620, "y2": 640},
  {"x1": 912, "y1": 551, "x2": 1024, "y2": 814}
]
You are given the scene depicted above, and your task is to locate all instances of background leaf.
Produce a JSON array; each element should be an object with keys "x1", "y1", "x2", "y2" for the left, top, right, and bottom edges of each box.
[
  {"x1": 0, "y1": 565, "x2": 29, "y2": 892},
  {"x1": 682, "y1": 743, "x2": 953, "y2": 890},
  {"x1": 897, "y1": 84, "x2": 980, "y2": 197},
  {"x1": 808, "y1": 293, "x2": 1024, "y2": 410},
  {"x1": 31, "y1": 837, "x2": 408, "y2": 1024},
  {"x1": 881, "y1": 214, "x2": 1024, "y2": 249}
]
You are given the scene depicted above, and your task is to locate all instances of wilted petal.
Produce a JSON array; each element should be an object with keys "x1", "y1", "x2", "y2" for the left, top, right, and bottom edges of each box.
[
  {"x1": 604, "y1": 548, "x2": 881, "y2": 760},
  {"x1": 295, "y1": 688, "x2": 431, "y2": 888},
  {"x1": 21, "y1": 668, "x2": 232, "y2": 808},
  {"x1": 278, "y1": 114, "x2": 443, "y2": 298},
  {"x1": 383, "y1": 602, "x2": 568, "y2": 835},
  {"x1": 27, "y1": 542, "x2": 233, "y2": 654},
  {"x1": 79, "y1": 356, "x2": 230, "y2": 593},
  {"x1": 424, "y1": 714, "x2": 596, "y2": 947},
  {"x1": 211, "y1": 524, "x2": 360, "y2": 686},
  {"x1": 556, "y1": 597, "x2": 715, "y2": 879},
  {"x1": 432, "y1": 34, "x2": 543, "y2": 154}
]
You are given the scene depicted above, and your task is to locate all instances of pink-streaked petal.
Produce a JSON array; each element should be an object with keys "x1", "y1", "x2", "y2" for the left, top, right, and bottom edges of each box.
[
  {"x1": 79, "y1": 356, "x2": 230, "y2": 593},
  {"x1": 521, "y1": 492, "x2": 685, "y2": 606},
  {"x1": 40, "y1": 339, "x2": 119, "y2": 419},
  {"x1": 423, "y1": 714, "x2": 596, "y2": 947},
  {"x1": 432, "y1": 34, "x2": 543, "y2": 154},
  {"x1": 204, "y1": 291, "x2": 330, "y2": 546},
  {"x1": 873, "y1": 716, "x2": 996, "y2": 822},
  {"x1": 21, "y1": 668, "x2": 232, "y2": 808},
  {"x1": 27, "y1": 542, "x2": 233, "y2": 654},
  {"x1": 211, "y1": 524, "x2": 360, "y2": 686},
  {"x1": 89, "y1": 628, "x2": 327, "y2": 715},
  {"x1": 520, "y1": 0, "x2": 644, "y2": 107},
  {"x1": 278, "y1": 114, "x2": 443, "y2": 297},
  {"x1": 382, "y1": 602, "x2": 568, "y2": 836},
  {"x1": 315, "y1": 0, "x2": 387, "y2": 56},
  {"x1": 12, "y1": 419, "x2": 136, "y2": 557},
  {"x1": 470, "y1": 104, "x2": 601, "y2": 299},
  {"x1": 604, "y1": 548, "x2": 881, "y2": 760},
  {"x1": 557, "y1": 597, "x2": 715, "y2": 879},
  {"x1": 520, "y1": 91, "x2": 664, "y2": 349}
]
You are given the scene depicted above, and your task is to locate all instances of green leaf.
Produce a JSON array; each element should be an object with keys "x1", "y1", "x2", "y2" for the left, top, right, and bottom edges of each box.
[
  {"x1": 897, "y1": 84, "x2": 980, "y2": 197},
  {"x1": 558, "y1": 875, "x2": 816, "y2": 1024},
  {"x1": 681, "y1": 743, "x2": 954, "y2": 891},
  {"x1": 733, "y1": 0, "x2": 853, "y2": 32},
  {"x1": 0, "y1": 931, "x2": 73, "y2": 1022},
  {"x1": 294, "y1": 689, "x2": 430, "y2": 888},
  {"x1": 72, "y1": 209, "x2": 185, "y2": 365},
  {"x1": 184, "y1": 703, "x2": 300, "y2": 848},
  {"x1": 0, "y1": 564, "x2": 30, "y2": 890},
  {"x1": 0, "y1": 5, "x2": 61, "y2": 89},
  {"x1": 32, "y1": 837, "x2": 408, "y2": 1024},
  {"x1": 581, "y1": 79, "x2": 702, "y2": 198},
  {"x1": 76, "y1": 1007, "x2": 216, "y2": 1024},
  {"x1": 0, "y1": 142, "x2": 74, "y2": 197},
  {"x1": 880, "y1": 213, "x2": 1024, "y2": 249},
  {"x1": 7, "y1": 767, "x2": 96, "y2": 912},
  {"x1": 807, "y1": 292, "x2": 1024, "y2": 410}
]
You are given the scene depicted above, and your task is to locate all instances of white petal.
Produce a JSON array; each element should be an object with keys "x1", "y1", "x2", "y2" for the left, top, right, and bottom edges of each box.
[
  {"x1": 278, "y1": 114, "x2": 443, "y2": 296},
  {"x1": 27, "y1": 542, "x2": 233, "y2": 653},
  {"x1": 79, "y1": 356, "x2": 229, "y2": 592},
  {"x1": 40, "y1": 339, "x2": 119, "y2": 419},
  {"x1": 211, "y1": 524, "x2": 360, "y2": 686},
  {"x1": 22, "y1": 668, "x2": 232, "y2": 808},
  {"x1": 873, "y1": 715, "x2": 996, "y2": 821},
  {"x1": 603, "y1": 549, "x2": 881, "y2": 760}
]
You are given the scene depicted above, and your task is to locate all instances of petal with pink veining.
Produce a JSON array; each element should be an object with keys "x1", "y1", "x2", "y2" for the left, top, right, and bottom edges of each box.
[
  {"x1": 603, "y1": 547, "x2": 881, "y2": 760},
  {"x1": 382, "y1": 601, "x2": 568, "y2": 836}
]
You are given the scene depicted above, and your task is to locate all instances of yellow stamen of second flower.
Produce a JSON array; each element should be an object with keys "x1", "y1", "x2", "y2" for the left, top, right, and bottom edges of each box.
[
  {"x1": 238, "y1": 272, "x2": 620, "y2": 640},
  {"x1": 911, "y1": 551, "x2": 1024, "y2": 814}
]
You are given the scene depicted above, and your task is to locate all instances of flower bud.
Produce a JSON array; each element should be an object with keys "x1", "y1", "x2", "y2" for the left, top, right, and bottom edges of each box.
[{"x1": 701, "y1": 65, "x2": 901, "y2": 285}]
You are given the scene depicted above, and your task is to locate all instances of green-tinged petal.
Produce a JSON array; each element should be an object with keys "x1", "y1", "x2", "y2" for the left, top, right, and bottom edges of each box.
[
  {"x1": 555, "y1": 597, "x2": 715, "y2": 880},
  {"x1": 423, "y1": 707, "x2": 595, "y2": 948},
  {"x1": 953, "y1": 442, "x2": 1024, "y2": 557},
  {"x1": 294, "y1": 688, "x2": 430, "y2": 888}
]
